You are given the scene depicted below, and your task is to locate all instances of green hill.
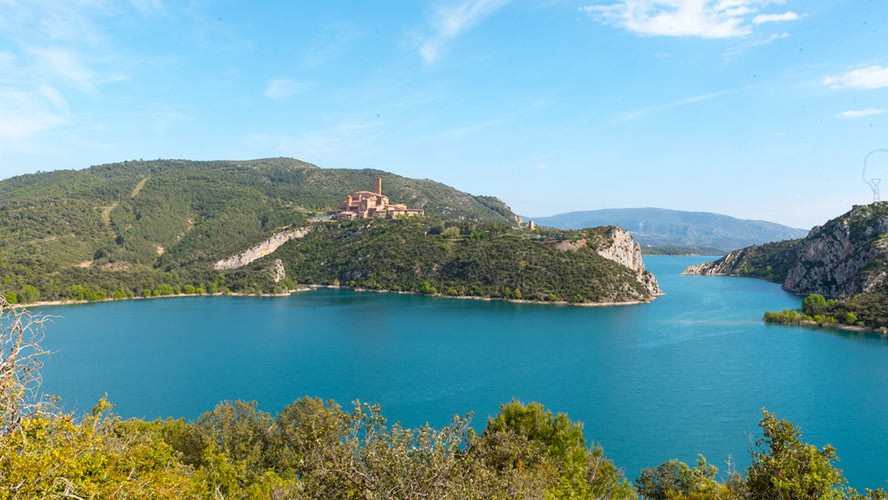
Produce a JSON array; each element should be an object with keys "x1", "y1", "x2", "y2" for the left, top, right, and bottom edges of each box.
[
  {"x1": 0, "y1": 158, "x2": 661, "y2": 305},
  {"x1": 531, "y1": 207, "x2": 809, "y2": 251}
]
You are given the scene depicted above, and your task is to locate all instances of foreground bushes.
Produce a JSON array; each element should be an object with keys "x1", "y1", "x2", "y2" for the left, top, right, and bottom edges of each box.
[{"x1": 3, "y1": 398, "x2": 887, "y2": 499}]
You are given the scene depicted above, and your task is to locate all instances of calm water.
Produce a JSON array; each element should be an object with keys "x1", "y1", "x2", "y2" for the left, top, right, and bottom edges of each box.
[{"x1": 36, "y1": 257, "x2": 888, "y2": 489}]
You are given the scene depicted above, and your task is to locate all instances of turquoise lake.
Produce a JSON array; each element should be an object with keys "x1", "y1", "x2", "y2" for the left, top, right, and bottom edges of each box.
[{"x1": 36, "y1": 256, "x2": 888, "y2": 489}]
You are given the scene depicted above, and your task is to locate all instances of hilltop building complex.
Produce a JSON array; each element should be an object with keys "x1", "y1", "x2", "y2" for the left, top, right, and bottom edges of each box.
[{"x1": 327, "y1": 178, "x2": 424, "y2": 220}]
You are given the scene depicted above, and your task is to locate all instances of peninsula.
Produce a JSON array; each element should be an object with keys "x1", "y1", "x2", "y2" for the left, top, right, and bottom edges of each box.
[{"x1": 0, "y1": 158, "x2": 660, "y2": 306}]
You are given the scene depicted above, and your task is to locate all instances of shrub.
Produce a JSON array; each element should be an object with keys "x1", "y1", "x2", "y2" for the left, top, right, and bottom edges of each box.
[{"x1": 19, "y1": 285, "x2": 40, "y2": 304}]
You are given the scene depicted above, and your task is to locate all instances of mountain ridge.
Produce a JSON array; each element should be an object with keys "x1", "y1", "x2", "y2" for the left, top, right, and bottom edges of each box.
[{"x1": 529, "y1": 207, "x2": 809, "y2": 251}]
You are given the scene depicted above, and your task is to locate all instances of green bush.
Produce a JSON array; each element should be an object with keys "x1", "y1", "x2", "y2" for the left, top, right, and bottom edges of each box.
[{"x1": 19, "y1": 285, "x2": 40, "y2": 304}]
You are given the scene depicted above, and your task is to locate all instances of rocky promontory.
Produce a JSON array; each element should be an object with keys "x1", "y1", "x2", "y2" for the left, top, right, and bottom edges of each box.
[{"x1": 683, "y1": 203, "x2": 888, "y2": 299}]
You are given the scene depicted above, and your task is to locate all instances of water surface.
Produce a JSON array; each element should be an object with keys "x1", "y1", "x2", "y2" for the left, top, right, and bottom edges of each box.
[{"x1": 37, "y1": 257, "x2": 888, "y2": 489}]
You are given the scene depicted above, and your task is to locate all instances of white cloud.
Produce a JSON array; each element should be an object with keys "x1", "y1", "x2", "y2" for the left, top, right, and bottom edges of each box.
[
  {"x1": 582, "y1": 1, "x2": 800, "y2": 39},
  {"x1": 824, "y1": 66, "x2": 888, "y2": 90},
  {"x1": 419, "y1": 0, "x2": 509, "y2": 63},
  {"x1": 752, "y1": 11, "x2": 798, "y2": 24},
  {"x1": 837, "y1": 108, "x2": 886, "y2": 119},
  {"x1": 264, "y1": 79, "x2": 311, "y2": 99}
]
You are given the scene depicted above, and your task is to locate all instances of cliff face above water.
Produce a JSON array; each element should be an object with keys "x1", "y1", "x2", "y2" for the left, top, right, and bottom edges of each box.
[
  {"x1": 683, "y1": 203, "x2": 888, "y2": 299},
  {"x1": 593, "y1": 226, "x2": 662, "y2": 297}
]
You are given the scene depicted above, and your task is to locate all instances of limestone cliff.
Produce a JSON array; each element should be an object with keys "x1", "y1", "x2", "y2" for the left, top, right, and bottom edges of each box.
[
  {"x1": 213, "y1": 227, "x2": 311, "y2": 271},
  {"x1": 595, "y1": 227, "x2": 663, "y2": 297},
  {"x1": 683, "y1": 203, "x2": 888, "y2": 298}
]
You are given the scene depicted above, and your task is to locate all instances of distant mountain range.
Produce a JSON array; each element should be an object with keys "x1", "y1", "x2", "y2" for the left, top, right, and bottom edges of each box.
[{"x1": 529, "y1": 208, "x2": 809, "y2": 252}]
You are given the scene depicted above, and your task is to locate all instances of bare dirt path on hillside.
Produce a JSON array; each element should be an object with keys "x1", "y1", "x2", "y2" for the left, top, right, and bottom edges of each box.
[{"x1": 130, "y1": 176, "x2": 149, "y2": 198}]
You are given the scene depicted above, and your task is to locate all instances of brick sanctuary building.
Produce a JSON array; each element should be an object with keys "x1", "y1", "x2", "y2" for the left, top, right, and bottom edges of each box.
[{"x1": 329, "y1": 178, "x2": 424, "y2": 220}]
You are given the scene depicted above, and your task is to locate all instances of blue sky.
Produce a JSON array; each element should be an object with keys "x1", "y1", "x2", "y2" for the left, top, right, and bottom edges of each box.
[{"x1": 1, "y1": 0, "x2": 886, "y2": 228}]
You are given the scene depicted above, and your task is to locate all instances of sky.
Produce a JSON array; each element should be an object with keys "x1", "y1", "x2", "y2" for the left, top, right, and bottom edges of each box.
[{"x1": 0, "y1": 0, "x2": 887, "y2": 228}]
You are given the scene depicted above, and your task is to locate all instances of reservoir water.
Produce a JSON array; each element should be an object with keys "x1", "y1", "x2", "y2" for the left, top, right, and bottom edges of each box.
[{"x1": 36, "y1": 256, "x2": 888, "y2": 489}]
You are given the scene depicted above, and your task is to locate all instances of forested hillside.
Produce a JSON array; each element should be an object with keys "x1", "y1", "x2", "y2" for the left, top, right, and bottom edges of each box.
[
  {"x1": 0, "y1": 159, "x2": 525, "y2": 303},
  {"x1": 0, "y1": 159, "x2": 663, "y2": 306}
]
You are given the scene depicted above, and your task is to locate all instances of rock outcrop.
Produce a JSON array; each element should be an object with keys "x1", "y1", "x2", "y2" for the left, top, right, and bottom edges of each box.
[
  {"x1": 684, "y1": 203, "x2": 888, "y2": 298},
  {"x1": 213, "y1": 227, "x2": 311, "y2": 271},
  {"x1": 270, "y1": 259, "x2": 286, "y2": 283},
  {"x1": 596, "y1": 227, "x2": 663, "y2": 296}
]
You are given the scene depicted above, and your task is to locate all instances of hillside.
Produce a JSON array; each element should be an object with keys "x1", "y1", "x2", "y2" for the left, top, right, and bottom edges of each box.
[
  {"x1": 684, "y1": 203, "x2": 888, "y2": 330},
  {"x1": 530, "y1": 208, "x2": 808, "y2": 251},
  {"x1": 0, "y1": 159, "x2": 661, "y2": 305}
]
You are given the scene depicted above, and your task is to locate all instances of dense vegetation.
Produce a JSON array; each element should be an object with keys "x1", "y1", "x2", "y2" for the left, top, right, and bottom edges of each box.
[
  {"x1": 765, "y1": 293, "x2": 888, "y2": 331},
  {"x1": 1, "y1": 213, "x2": 658, "y2": 305},
  {"x1": 0, "y1": 158, "x2": 572, "y2": 304},
  {"x1": 532, "y1": 208, "x2": 808, "y2": 251},
  {"x1": 688, "y1": 239, "x2": 802, "y2": 283},
  {"x1": 2, "y1": 303, "x2": 885, "y2": 499},
  {"x1": 273, "y1": 219, "x2": 657, "y2": 303}
]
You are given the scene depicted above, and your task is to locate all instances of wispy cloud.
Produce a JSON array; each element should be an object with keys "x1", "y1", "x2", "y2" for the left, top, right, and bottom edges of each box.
[
  {"x1": 723, "y1": 32, "x2": 789, "y2": 58},
  {"x1": 837, "y1": 108, "x2": 886, "y2": 119},
  {"x1": 0, "y1": 1, "x2": 150, "y2": 145},
  {"x1": 824, "y1": 65, "x2": 888, "y2": 90},
  {"x1": 264, "y1": 79, "x2": 311, "y2": 100},
  {"x1": 433, "y1": 99, "x2": 549, "y2": 140},
  {"x1": 582, "y1": 1, "x2": 800, "y2": 39},
  {"x1": 616, "y1": 89, "x2": 733, "y2": 121},
  {"x1": 0, "y1": 86, "x2": 70, "y2": 143},
  {"x1": 752, "y1": 11, "x2": 799, "y2": 24},
  {"x1": 27, "y1": 47, "x2": 100, "y2": 92},
  {"x1": 418, "y1": 0, "x2": 509, "y2": 63}
]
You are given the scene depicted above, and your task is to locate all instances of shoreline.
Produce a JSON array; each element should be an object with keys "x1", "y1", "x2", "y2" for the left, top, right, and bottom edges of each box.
[
  {"x1": 16, "y1": 288, "x2": 311, "y2": 310},
  {"x1": 307, "y1": 284, "x2": 658, "y2": 307},
  {"x1": 16, "y1": 284, "x2": 659, "y2": 310},
  {"x1": 765, "y1": 318, "x2": 888, "y2": 335}
]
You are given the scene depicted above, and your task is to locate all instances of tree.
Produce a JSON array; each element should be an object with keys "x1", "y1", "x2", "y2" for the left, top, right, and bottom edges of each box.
[
  {"x1": 745, "y1": 409, "x2": 847, "y2": 500},
  {"x1": 484, "y1": 400, "x2": 637, "y2": 499},
  {"x1": 0, "y1": 297, "x2": 51, "y2": 436},
  {"x1": 802, "y1": 294, "x2": 828, "y2": 316},
  {"x1": 19, "y1": 285, "x2": 40, "y2": 304}
]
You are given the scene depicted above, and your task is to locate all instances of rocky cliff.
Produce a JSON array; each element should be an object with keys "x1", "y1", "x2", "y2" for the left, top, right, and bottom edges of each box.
[
  {"x1": 595, "y1": 227, "x2": 662, "y2": 297},
  {"x1": 683, "y1": 203, "x2": 888, "y2": 298},
  {"x1": 214, "y1": 227, "x2": 311, "y2": 271}
]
